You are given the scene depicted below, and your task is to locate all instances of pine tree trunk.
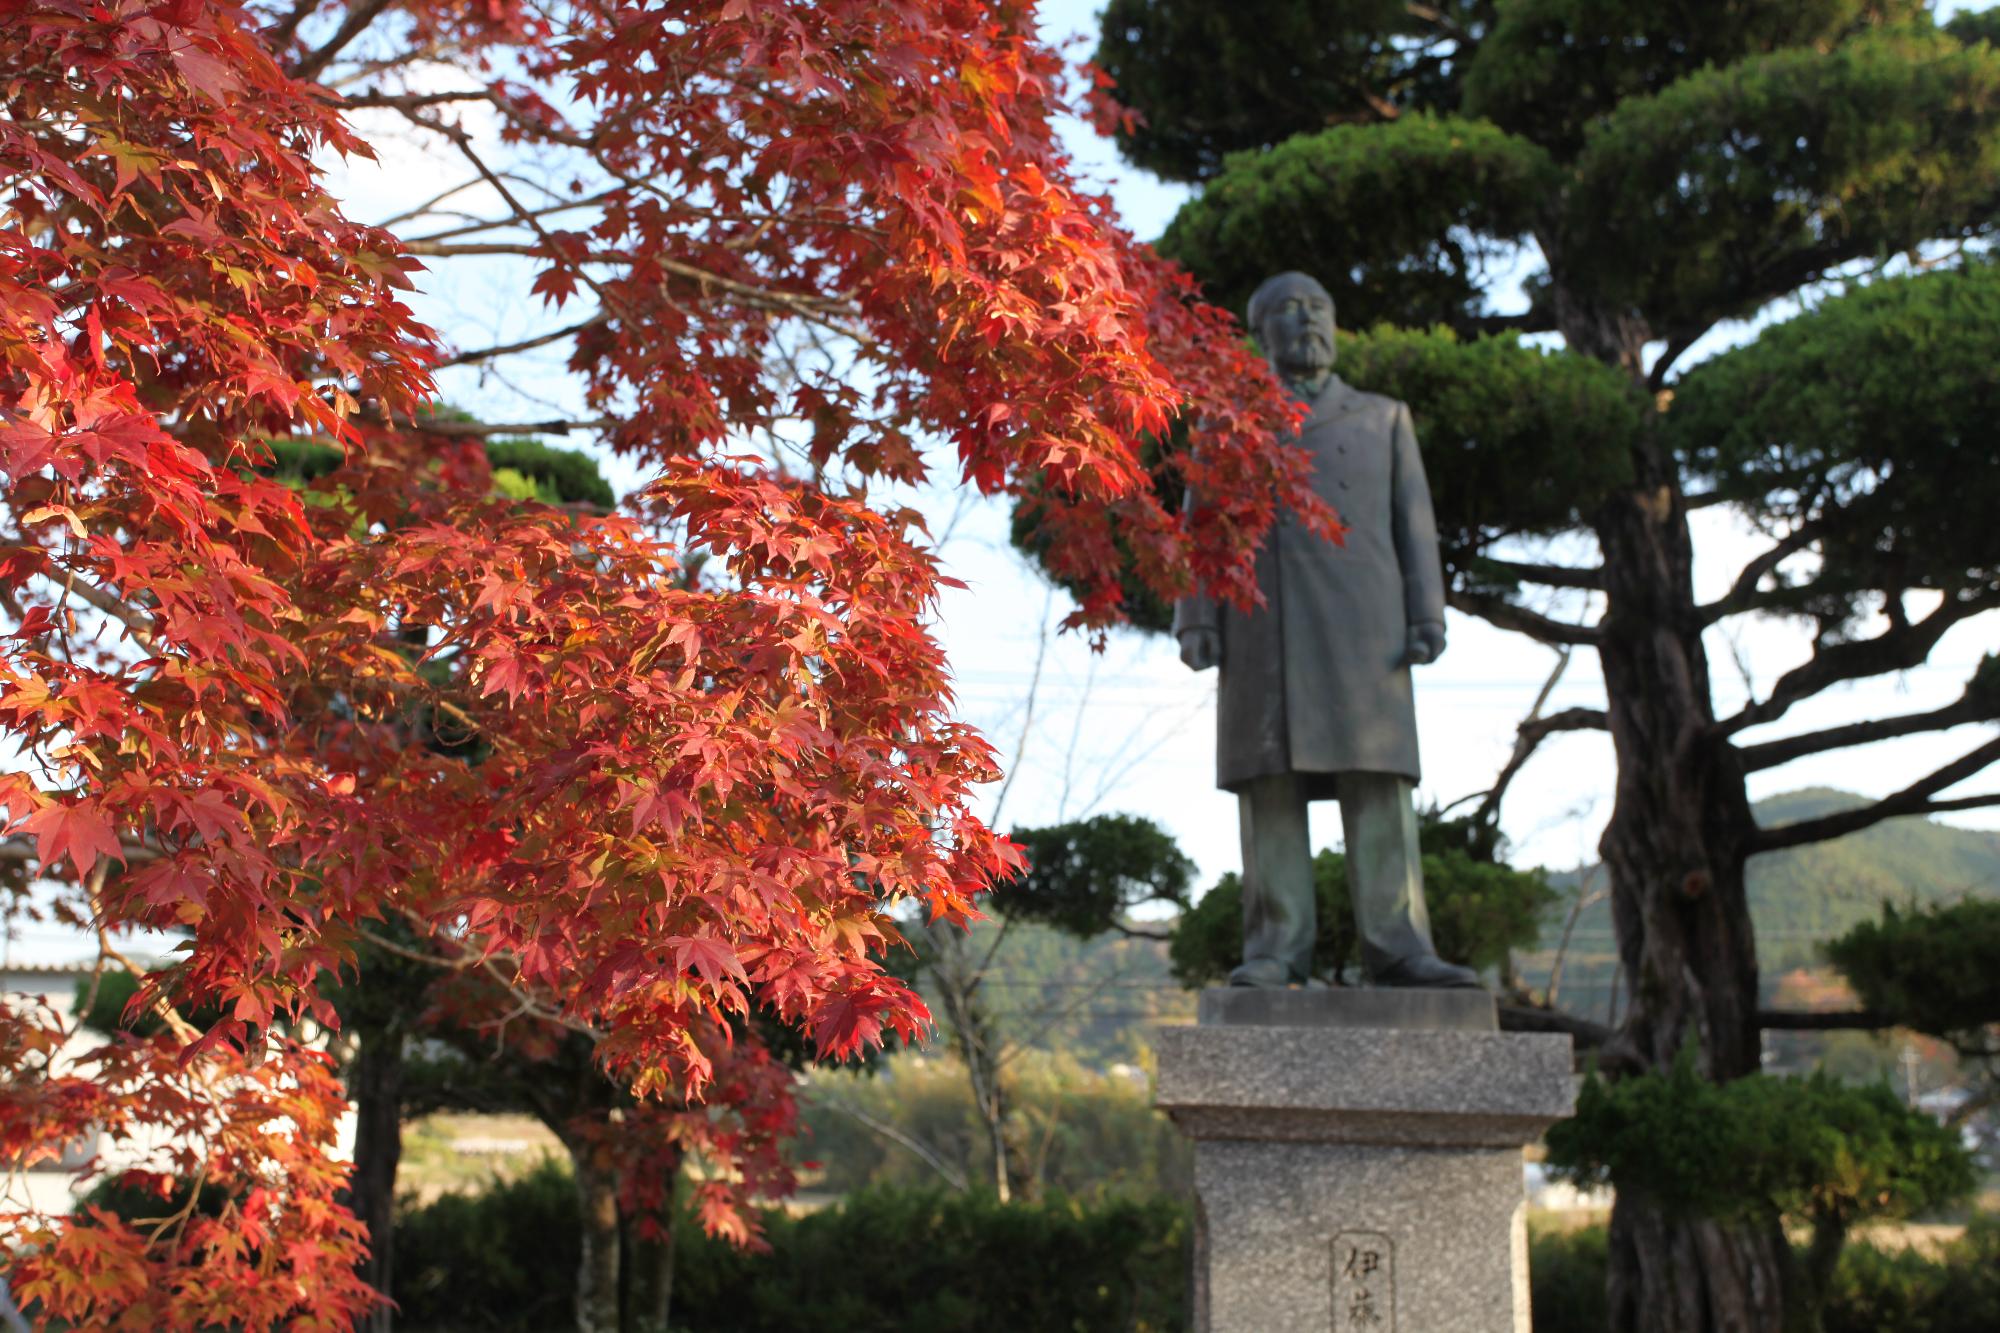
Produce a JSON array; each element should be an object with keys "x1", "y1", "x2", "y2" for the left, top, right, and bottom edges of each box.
[
  {"x1": 346, "y1": 1027, "x2": 405, "y2": 1333},
  {"x1": 1593, "y1": 456, "x2": 1789, "y2": 1333}
]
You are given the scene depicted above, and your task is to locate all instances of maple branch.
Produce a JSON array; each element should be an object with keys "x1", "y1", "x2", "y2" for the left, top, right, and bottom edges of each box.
[
  {"x1": 1723, "y1": 591, "x2": 2000, "y2": 734},
  {"x1": 402, "y1": 414, "x2": 616, "y2": 437},
  {"x1": 1699, "y1": 521, "x2": 1822, "y2": 624},
  {"x1": 265, "y1": 0, "x2": 321, "y2": 50},
  {"x1": 1447, "y1": 588, "x2": 1601, "y2": 647},
  {"x1": 1739, "y1": 693, "x2": 2000, "y2": 772},
  {"x1": 339, "y1": 87, "x2": 494, "y2": 111},
  {"x1": 289, "y1": 0, "x2": 397, "y2": 82},
  {"x1": 405, "y1": 188, "x2": 628, "y2": 244},
  {"x1": 1751, "y1": 734, "x2": 2000, "y2": 853},
  {"x1": 54, "y1": 571, "x2": 157, "y2": 647},
  {"x1": 437, "y1": 315, "x2": 605, "y2": 369}
]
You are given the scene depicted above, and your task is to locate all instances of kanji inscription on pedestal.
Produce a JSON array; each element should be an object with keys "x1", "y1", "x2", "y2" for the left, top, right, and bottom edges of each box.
[{"x1": 1332, "y1": 1230, "x2": 1395, "y2": 1331}]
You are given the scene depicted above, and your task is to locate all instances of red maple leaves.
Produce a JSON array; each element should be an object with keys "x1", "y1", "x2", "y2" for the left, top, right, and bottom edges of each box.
[{"x1": 1, "y1": 0, "x2": 1320, "y2": 1324}]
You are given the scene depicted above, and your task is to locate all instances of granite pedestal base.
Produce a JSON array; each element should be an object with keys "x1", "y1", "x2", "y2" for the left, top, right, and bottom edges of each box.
[{"x1": 1155, "y1": 990, "x2": 1574, "y2": 1333}]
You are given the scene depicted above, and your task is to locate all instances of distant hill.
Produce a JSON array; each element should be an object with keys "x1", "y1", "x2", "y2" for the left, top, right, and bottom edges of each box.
[{"x1": 1517, "y1": 788, "x2": 2000, "y2": 1016}]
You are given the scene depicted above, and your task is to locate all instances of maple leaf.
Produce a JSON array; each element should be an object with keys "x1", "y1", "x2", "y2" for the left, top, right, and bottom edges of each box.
[{"x1": 17, "y1": 801, "x2": 125, "y2": 877}]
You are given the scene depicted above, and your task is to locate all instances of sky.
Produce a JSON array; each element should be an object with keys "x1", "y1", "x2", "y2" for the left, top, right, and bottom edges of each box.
[{"x1": 12, "y1": 3, "x2": 1993, "y2": 969}]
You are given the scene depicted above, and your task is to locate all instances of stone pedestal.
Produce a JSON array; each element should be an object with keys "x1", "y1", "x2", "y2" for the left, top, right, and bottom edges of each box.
[{"x1": 1155, "y1": 990, "x2": 1574, "y2": 1333}]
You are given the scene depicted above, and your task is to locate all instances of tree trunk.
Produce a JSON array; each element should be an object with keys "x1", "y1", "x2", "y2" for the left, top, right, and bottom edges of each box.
[
  {"x1": 573, "y1": 1152, "x2": 622, "y2": 1333},
  {"x1": 619, "y1": 1150, "x2": 679, "y2": 1333},
  {"x1": 346, "y1": 1026, "x2": 405, "y2": 1333},
  {"x1": 621, "y1": 1215, "x2": 676, "y2": 1333},
  {"x1": 1593, "y1": 460, "x2": 1790, "y2": 1332},
  {"x1": 927, "y1": 921, "x2": 1012, "y2": 1200}
]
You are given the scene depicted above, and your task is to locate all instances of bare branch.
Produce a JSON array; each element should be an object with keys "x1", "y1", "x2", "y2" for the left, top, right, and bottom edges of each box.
[
  {"x1": 1447, "y1": 588, "x2": 1601, "y2": 647},
  {"x1": 1752, "y1": 734, "x2": 2000, "y2": 853},
  {"x1": 804, "y1": 1089, "x2": 968, "y2": 1191},
  {"x1": 1471, "y1": 648, "x2": 1608, "y2": 828}
]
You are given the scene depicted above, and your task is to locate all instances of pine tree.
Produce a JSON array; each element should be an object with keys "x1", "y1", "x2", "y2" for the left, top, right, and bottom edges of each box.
[{"x1": 1085, "y1": 4, "x2": 2000, "y2": 1328}]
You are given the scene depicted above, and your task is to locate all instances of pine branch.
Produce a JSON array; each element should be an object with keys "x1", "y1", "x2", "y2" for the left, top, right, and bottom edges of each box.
[
  {"x1": 1447, "y1": 589, "x2": 1601, "y2": 647},
  {"x1": 1723, "y1": 590, "x2": 2000, "y2": 735},
  {"x1": 1739, "y1": 694, "x2": 1999, "y2": 772},
  {"x1": 1751, "y1": 735, "x2": 2000, "y2": 853},
  {"x1": 1699, "y1": 521, "x2": 1823, "y2": 624},
  {"x1": 1755, "y1": 1009, "x2": 1895, "y2": 1032},
  {"x1": 1476, "y1": 558, "x2": 1604, "y2": 591}
]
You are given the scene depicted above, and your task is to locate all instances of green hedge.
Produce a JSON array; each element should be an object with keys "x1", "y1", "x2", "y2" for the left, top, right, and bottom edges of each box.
[
  {"x1": 672, "y1": 1188, "x2": 1187, "y2": 1333},
  {"x1": 391, "y1": 1171, "x2": 2000, "y2": 1333}
]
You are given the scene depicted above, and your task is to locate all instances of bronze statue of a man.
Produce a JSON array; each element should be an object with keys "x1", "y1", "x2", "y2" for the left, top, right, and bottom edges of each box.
[{"x1": 1176, "y1": 271, "x2": 1478, "y2": 990}]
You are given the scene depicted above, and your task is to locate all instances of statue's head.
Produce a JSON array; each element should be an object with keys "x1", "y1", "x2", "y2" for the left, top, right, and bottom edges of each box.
[{"x1": 1247, "y1": 271, "x2": 1336, "y2": 382}]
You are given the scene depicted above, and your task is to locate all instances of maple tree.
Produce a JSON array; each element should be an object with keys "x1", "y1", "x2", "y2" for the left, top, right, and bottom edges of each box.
[{"x1": 0, "y1": 0, "x2": 1323, "y2": 1326}]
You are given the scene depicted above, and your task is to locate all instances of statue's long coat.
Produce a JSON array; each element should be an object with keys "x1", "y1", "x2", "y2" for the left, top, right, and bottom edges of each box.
[{"x1": 1175, "y1": 375, "x2": 1446, "y2": 796}]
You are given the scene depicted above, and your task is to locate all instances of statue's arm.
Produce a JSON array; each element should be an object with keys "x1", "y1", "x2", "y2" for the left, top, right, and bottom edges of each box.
[{"x1": 1390, "y1": 402, "x2": 1447, "y2": 638}]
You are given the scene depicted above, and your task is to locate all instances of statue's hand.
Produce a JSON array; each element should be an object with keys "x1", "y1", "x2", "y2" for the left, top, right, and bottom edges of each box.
[
  {"x1": 1178, "y1": 627, "x2": 1221, "y2": 672},
  {"x1": 1404, "y1": 621, "x2": 1446, "y2": 666}
]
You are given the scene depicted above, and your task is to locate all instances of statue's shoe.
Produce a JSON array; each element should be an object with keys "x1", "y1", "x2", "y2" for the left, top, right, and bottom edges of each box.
[
  {"x1": 1228, "y1": 957, "x2": 1309, "y2": 988},
  {"x1": 1369, "y1": 953, "x2": 1482, "y2": 990}
]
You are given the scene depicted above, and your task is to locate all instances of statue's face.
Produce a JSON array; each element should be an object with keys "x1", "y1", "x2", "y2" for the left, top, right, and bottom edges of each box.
[{"x1": 1261, "y1": 282, "x2": 1336, "y2": 380}]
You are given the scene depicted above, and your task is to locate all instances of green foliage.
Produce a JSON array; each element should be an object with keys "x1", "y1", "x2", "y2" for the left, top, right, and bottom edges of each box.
[
  {"x1": 1525, "y1": 1224, "x2": 1612, "y2": 1333},
  {"x1": 1090, "y1": 0, "x2": 1485, "y2": 183},
  {"x1": 799, "y1": 1050, "x2": 1190, "y2": 1200},
  {"x1": 1826, "y1": 899, "x2": 2000, "y2": 1043},
  {"x1": 669, "y1": 1187, "x2": 1190, "y2": 1333},
  {"x1": 993, "y1": 813, "x2": 1197, "y2": 937},
  {"x1": 1545, "y1": 1053, "x2": 1975, "y2": 1229},
  {"x1": 1159, "y1": 115, "x2": 1556, "y2": 332},
  {"x1": 259, "y1": 430, "x2": 613, "y2": 508},
  {"x1": 1336, "y1": 325, "x2": 1641, "y2": 564},
  {"x1": 1669, "y1": 262, "x2": 2000, "y2": 616},
  {"x1": 1568, "y1": 30, "x2": 2000, "y2": 331},
  {"x1": 1947, "y1": 4, "x2": 2000, "y2": 49},
  {"x1": 1530, "y1": 1216, "x2": 2000, "y2": 1333},
  {"x1": 1464, "y1": 0, "x2": 1928, "y2": 158},
  {"x1": 393, "y1": 1157, "x2": 581, "y2": 1331},
  {"x1": 72, "y1": 969, "x2": 152, "y2": 1038},
  {"x1": 482, "y1": 436, "x2": 615, "y2": 509},
  {"x1": 1169, "y1": 844, "x2": 1556, "y2": 986},
  {"x1": 1821, "y1": 1213, "x2": 2000, "y2": 1333},
  {"x1": 264, "y1": 436, "x2": 345, "y2": 482}
]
